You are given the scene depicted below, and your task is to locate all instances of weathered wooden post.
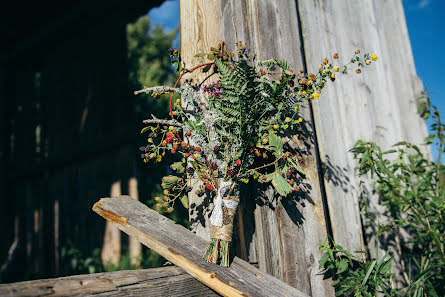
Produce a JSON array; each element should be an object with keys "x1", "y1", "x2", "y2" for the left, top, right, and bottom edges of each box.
[{"x1": 180, "y1": 1, "x2": 334, "y2": 295}]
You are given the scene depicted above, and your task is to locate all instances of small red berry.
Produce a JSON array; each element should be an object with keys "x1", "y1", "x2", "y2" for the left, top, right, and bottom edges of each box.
[
  {"x1": 184, "y1": 153, "x2": 190, "y2": 158},
  {"x1": 194, "y1": 147, "x2": 201, "y2": 152},
  {"x1": 186, "y1": 131, "x2": 192, "y2": 137},
  {"x1": 165, "y1": 136, "x2": 173, "y2": 144},
  {"x1": 235, "y1": 159, "x2": 241, "y2": 166},
  {"x1": 171, "y1": 149, "x2": 177, "y2": 154},
  {"x1": 205, "y1": 183, "x2": 214, "y2": 191},
  {"x1": 181, "y1": 142, "x2": 187, "y2": 149}
]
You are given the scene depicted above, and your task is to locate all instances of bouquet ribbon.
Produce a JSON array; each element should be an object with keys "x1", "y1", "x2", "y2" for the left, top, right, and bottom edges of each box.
[{"x1": 209, "y1": 181, "x2": 238, "y2": 227}]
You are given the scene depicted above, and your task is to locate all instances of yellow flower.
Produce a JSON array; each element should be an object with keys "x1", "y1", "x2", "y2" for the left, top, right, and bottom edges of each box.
[
  {"x1": 169, "y1": 126, "x2": 174, "y2": 130},
  {"x1": 302, "y1": 90, "x2": 307, "y2": 95},
  {"x1": 293, "y1": 106, "x2": 300, "y2": 112},
  {"x1": 284, "y1": 124, "x2": 289, "y2": 129},
  {"x1": 365, "y1": 60, "x2": 371, "y2": 65},
  {"x1": 163, "y1": 189, "x2": 169, "y2": 195},
  {"x1": 297, "y1": 91, "x2": 302, "y2": 96},
  {"x1": 256, "y1": 142, "x2": 261, "y2": 147},
  {"x1": 176, "y1": 98, "x2": 181, "y2": 104},
  {"x1": 371, "y1": 54, "x2": 378, "y2": 61},
  {"x1": 285, "y1": 117, "x2": 291, "y2": 123},
  {"x1": 330, "y1": 73, "x2": 335, "y2": 79},
  {"x1": 147, "y1": 138, "x2": 153, "y2": 143},
  {"x1": 297, "y1": 117, "x2": 303, "y2": 123},
  {"x1": 156, "y1": 155, "x2": 162, "y2": 162},
  {"x1": 355, "y1": 49, "x2": 360, "y2": 54},
  {"x1": 333, "y1": 66, "x2": 339, "y2": 72},
  {"x1": 149, "y1": 153, "x2": 155, "y2": 159},
  {"x1": 269, "y1": 130, "x2": 274, "y2": 135},
  {"x1": 143, "y1": 158, "x2": 147, "y2": 163},
  {"x1": 318, "y1": 63, "x2": 323, "y2": 70},
  {"x1": 242, "y1": 178, "x2": 249, "y2": 184},
  {"x1": 262, "y1": 138, "x2": 268, "y2": 144},
  {"x1": 312, "y1": 93, "x2": 319, "y2": 99},
  {"x1": 322, "y1": 70, "x2": 328, "y2": 75},
  {"x1": 253, "y1": 173, "x2": 259, "y2": 180},
  {"x1": 273, "y1": 124, "x2": 279, "y2": 130}
]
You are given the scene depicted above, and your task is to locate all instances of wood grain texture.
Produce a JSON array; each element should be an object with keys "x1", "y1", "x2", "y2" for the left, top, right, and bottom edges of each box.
[
  {"x1": 180, "y1": 0, "x2": 224, "y2": 242},
  {"x1": 92, "y1": 197, "x2": 309, "y2": 297},
  {"x1": 297, "y1": 0, "x2": 429, "y2": 286},
  {"x1": 0, "y1": 266, "x2": 219, "y2": 297}
]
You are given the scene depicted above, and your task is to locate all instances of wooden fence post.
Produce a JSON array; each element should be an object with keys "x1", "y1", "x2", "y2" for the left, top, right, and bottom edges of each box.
[
  {"x1": 128, "y1": 176, "x2": 142, "y2": 268},
  {"x1": 101, "y1": 181, "x2": 122, "y2": 267}
]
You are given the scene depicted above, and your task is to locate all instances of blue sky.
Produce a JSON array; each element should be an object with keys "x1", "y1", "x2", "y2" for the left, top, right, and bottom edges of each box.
[
  {"x1": 403, "y1": 0, "x2": 445, "y2": 160},
  {"x1": 148, "y1": 0, "x2": 444, "y2": 159}
]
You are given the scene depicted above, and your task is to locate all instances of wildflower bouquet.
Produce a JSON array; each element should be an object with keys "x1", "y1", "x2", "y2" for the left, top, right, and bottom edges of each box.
[{"x1": 135, "y1": 42, "x2": 377, "y2": 266}]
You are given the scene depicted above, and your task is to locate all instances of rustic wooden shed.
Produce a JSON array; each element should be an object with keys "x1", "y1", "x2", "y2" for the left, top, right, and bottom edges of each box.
[{"x1": 0, "y1": 0, "x2": 428, "y2": 296}]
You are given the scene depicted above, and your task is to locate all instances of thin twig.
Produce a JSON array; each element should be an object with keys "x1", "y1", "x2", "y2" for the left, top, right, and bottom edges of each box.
[
  {"x1": 142, "y1": 114, "x2": 183, "y2": 127},
  {"x1": 134, "y1": 86, "x2": 181, "y2": 96}
]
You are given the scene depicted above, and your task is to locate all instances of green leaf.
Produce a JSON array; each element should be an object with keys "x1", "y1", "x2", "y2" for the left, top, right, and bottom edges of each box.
[
  {"x1": 272, "y1": 172, "x2": 293, "y2": 196},
  {"x1": 180, "y1": 195, "x2": 189, "y2": 209},
  {"x1": 361, "y1": 260, "x2": 376, "y2": 287},
  {"x1": 379, "y1": 258, "x2": 392, "y2": 275},
  {"x1": 161, "y1": 175, "x2": 180, "y2": 190},
  {"x1": 170, "y1": 161, "x2": 185, "y2": 173},
  {"x1": 319, "y1": 253, "x2": 330, "y2": 269},
  {"x1": 289, "y1": 159, "x2": 305, "y2": 176},
  {"x1": 336, "y1": 258, "x2": 349, "y2": 274},
  {"x1": 269, "y1": 134, "x2": 283, "y2": 155},
  {"x1": 140, "y1": 126, "x2": 151, "y2": 134},
  {"x1": 258, "y1": 172, "x2": 274, "y2": 183}
]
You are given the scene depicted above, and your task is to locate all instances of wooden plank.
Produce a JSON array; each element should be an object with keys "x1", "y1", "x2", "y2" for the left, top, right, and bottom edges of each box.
[
  {"x1": 93, "y1": 197, "x2": 309, "y2": 297},
  {"x1": 0, "y1": 266, "x2": 219, "y2": 297}
]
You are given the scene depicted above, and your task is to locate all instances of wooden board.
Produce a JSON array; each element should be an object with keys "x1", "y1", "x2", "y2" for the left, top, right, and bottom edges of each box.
[
  {"x1": 0, "y1": 266, "x2": 218, "y2": 297},
  {"x1": 92, "y1": 197, "x2": 309, "y2": 297},
  {"x1": 297, "y1": 0, "x2": 429, "y2": 287}
]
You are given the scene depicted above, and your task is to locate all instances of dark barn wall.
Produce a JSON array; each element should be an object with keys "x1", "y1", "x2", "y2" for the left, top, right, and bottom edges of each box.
[{"x1": 1, "y1": 0, "x2": 163, "y2": 282}]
